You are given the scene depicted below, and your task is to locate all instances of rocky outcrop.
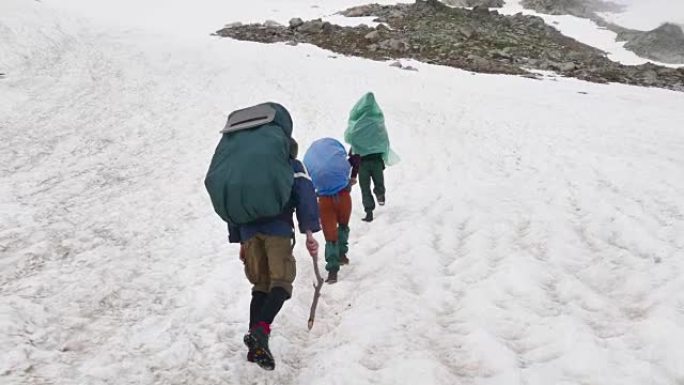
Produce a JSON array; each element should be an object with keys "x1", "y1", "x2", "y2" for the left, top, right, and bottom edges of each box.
[
  {"x1": 215, "y1": 0, "x2": 684, "y2": 91},
  {"x1": 619, "y1": 23, "x2": 684, "y2": 64}
]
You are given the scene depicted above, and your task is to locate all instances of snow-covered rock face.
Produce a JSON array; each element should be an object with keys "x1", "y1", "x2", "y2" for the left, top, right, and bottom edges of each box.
[
  {"x1": 620, "y1": 23, "x2": 684, "y2": 64},
  {"x1": 518, "y1": 0, "x2": 684, "y2": 65}
]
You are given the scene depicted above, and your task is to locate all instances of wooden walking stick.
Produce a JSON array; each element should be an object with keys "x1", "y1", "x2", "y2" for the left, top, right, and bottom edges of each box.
[{"x1": 307, "y1": 252, "x2": 324, "y2": 330}]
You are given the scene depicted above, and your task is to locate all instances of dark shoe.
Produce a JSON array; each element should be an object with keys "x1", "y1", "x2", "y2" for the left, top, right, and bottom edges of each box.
[
  {"x1": 243, "y1": 334, "x2": 258, "y2": 365},
  {"x1": 325, "y1": 270, "x2": 338, "y2": 284},
  {"x1": 362, "y1": 211, "x2": 373, "y2": 222},
  {"x1": 243, "y1": 322, "x2": 275, "y2": 370},
  {"x1": 376, "y1": 194, "x2": 385, "y2": 206},
  {"x1": 340, "y1": 254, "x2": 349, "y2": 265}
]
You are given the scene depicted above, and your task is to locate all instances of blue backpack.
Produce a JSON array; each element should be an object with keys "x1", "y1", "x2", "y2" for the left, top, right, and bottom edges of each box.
[{"x1": 303, "y1": 138, "x2": 351, "y2": 196}]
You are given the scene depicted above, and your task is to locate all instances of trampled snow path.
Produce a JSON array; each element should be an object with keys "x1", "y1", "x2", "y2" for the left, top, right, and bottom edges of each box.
[{"x1": 2, "y1": 1, "x2": 684, "y2": 384}]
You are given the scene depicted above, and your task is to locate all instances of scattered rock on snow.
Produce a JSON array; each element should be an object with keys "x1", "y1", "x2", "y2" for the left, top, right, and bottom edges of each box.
[{"x1": 289, "y1": 18, "x2": 304, "y2": 29}]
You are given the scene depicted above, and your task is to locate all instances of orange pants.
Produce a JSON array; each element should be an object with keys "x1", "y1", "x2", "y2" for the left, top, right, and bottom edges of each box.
[{"x1": 318, "y1": 190, "x2": 352, "y2": 242}]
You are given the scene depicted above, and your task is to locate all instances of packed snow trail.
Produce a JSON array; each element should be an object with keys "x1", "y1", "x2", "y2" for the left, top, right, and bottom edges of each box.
[{"x1": 2, "y1": 1, "x2": 684, "y2": 384}]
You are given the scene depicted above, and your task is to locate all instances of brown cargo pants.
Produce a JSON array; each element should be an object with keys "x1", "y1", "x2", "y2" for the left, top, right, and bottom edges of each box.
[{"x1": 243, "y1": 234, "x2": 296, "y2": 297}]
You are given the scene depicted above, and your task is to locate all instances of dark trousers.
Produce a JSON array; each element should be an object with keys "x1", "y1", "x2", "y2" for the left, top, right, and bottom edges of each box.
[{"x1": 358, "y1": 157, "x2": 385, "y2": 212}]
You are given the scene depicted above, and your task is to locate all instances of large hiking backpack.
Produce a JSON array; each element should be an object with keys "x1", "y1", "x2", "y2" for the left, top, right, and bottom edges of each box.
[
  {"x1": 204, "y1": 103, "x2": 294, "y2": 225},
  {"x1": 303, "y1": 138, "x2": 351, "y2": 196}
]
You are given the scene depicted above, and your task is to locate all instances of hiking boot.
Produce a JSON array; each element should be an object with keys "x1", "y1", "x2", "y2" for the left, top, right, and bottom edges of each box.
[
  {"x1": 243, "y1": 334, "x2": 258, "y2": 364},
  {"x1": 362, "y1": 211, "x2": 373, "y2": 222},
  {"x1": 325, "y1": 270, "x2": 338, "y2": 284},
  {"x1": 243, "y1": 322, "x2": 275, "y2": 370},
  {"x1": 340, "y1": 254, "x2": 349, "y2": 265}
]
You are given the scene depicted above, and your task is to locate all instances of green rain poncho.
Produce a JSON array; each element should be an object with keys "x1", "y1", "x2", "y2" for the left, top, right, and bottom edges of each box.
[{"x1": 344, "y1": 92, "x2": 399, "y2": 166}]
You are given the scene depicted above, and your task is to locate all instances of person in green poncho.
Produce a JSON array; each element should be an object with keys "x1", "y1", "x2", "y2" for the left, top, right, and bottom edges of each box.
[{"x1": 344, "y1": 92, "x2": 398, "y2": 222}]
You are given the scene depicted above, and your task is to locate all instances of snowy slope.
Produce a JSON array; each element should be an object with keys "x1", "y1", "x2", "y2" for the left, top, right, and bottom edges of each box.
[{"x1": 2, "y1": 0, "x2": 684, "y2": 384}]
